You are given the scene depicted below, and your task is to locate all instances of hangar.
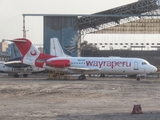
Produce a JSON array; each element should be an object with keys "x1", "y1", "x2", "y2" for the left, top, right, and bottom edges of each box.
[{"x1": 22, "y1": 0, "x2": 160, "y2": 60}]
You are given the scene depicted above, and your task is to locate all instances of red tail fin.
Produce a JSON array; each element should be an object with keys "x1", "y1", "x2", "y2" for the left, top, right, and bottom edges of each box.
[
  {"x1": 11, "y1": 38, "x2": 32, "y2": 56},
  {"x1": 11, "y1": 38, "x2": 55, "y2": 67}
]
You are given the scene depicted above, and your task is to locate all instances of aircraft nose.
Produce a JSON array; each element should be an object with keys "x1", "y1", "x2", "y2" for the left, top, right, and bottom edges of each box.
[
  {"x1": 153, "y1": 66, "x2": 157, "y2": 72},
  {"x1": 151, "y1": 65, "x2": 157, "y2": 73}
]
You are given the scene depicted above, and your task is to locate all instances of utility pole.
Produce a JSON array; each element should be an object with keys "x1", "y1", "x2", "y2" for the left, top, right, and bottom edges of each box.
[{"x1": 22, "y1": 15, "x2": 29, "y2": 38}]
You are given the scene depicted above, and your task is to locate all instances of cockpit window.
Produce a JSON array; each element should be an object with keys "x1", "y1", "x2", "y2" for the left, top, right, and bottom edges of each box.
[{"x1": 142, "y1": 62, "x2": 147, "y2": 65}]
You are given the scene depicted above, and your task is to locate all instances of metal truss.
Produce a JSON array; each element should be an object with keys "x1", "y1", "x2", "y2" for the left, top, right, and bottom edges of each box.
[{"x1": 78, "y1": 0, "x2": 159, "y2": 32}]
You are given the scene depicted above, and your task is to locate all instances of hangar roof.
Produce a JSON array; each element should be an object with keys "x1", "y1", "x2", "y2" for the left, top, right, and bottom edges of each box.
[
  {"x1": 78, "y1": 0, "x2": 159, "y2": 30},
  {"x1": 23, "y1": 0, "x2": 159, "y2": 31}
]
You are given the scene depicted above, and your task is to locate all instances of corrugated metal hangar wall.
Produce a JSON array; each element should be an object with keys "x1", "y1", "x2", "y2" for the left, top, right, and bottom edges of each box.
[{"x1": 43, "y1": 16, "x2": 78, "y2": 57}]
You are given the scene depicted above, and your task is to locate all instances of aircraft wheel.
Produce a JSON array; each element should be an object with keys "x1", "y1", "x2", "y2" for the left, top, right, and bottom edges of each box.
[
  {"x1": 78, "y1": 76, "x2": 83, "y2": 80},
  {"x1": 14, "y1": 74, "x2": 19, "y2": 78},
  {"x1": 137, "y1": 77, "x2": 140, "y2": 81},
  {"x1": 100, "y1": 74, "x2": 105, "y2": 77},
  {"x1": 23, "y1": 74, "x2": 28, "y2": 77},
  {"x1": 82, "y1": 75, "x2": 86, "y2": 80},
  {"x1": 78, "y1": 75, "x2": 86, "y2": 80},
  {"x1": 103, "y1": 74, "x2": 105, "y2": 77},
  {"x1": 136, "y1": 74, "x2": 141, "y2": 81}
]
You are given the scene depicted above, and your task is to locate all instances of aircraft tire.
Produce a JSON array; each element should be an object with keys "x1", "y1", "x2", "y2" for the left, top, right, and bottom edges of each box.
[
  {"x1": 23, "y1": 74, "x2": 28, "y2": 77},
  {"x1": 14, "y1": 74, "x2": 19, "y2": 78},
  {"x1": 100, "y1": 74, "x2": 105, "y2": 77},
  {"x1": 78, "y1": 76, "x2": 83, "y2": 80},
  {"x1": 78, "y1": 75, "x2": 86, "y2": 80},
  {"x1": 137, "y1": 77, "x2": 140, "y2": 81},
  {"x1": 83, "y1": 75, "x2": 86, "y2": 80}
]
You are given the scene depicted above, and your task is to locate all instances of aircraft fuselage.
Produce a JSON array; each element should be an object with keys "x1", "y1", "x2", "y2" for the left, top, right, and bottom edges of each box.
[{"x1": 44, "y1": 57, "x2": 157, "y2": 75}]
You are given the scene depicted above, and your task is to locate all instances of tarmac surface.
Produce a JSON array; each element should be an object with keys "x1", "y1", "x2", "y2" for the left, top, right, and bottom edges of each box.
[{"x1": 0, "y1": 73, "x2": 160, "y2": 120}]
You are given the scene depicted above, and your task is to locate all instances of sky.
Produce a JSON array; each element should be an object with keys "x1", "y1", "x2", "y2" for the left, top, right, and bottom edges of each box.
[{"x1": 0, "y1": 0, "x2": 138, "y2": 44}]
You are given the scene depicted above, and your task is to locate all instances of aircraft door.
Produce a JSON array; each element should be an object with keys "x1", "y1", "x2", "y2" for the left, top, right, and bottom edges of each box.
[{"x1": 134, "y1": 62, "x2": 138, "y2": 70}]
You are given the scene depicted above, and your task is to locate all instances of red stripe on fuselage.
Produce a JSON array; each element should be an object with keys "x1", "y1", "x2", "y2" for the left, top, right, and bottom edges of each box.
[{"x1": 35, "y1": 53, "x2": 56, "y2": 68}]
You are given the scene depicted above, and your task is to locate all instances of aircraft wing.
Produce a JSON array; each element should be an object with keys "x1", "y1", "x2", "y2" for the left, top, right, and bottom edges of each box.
[{"x1": 67, "y1": 67, "x2": 100, "y2": 71}]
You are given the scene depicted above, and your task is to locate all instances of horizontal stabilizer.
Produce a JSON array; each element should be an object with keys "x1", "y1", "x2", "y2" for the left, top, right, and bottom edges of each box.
[
  {"x1": 4, "y1": 61, "x2": 22, "y2": 64},
  {"x1": 3, "y1": 39, "x2": 27, "y2": 42}
]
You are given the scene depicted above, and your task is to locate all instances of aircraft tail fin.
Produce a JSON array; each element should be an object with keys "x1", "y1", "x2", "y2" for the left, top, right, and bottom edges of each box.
[
  {"x1": 7, "y1": 38, "x2": 53, "y2": 67},
  {"x1": 50, "y1": 38, "x2": 70, "y2": 57},
  {"x1": 6, "y1": 38, "x2": 40, "y2": 57}
]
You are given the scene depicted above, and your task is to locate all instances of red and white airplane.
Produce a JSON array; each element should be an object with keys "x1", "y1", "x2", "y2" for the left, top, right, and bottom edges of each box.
[{"x1": 7, "y1": 38, "x2": 157, "y2": 80}]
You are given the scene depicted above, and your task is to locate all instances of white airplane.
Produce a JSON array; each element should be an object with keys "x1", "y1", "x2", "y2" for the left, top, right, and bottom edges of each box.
[
  {"x1": 7, "y1": 38, "x2": 157, "y2": 80},
  {"x1": 0, "y1": 57, "x2": 45, "y2": 78}
]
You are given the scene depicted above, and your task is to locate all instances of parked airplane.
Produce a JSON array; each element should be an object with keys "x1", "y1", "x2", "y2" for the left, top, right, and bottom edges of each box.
[
  {"x1": 50, "y1": 38, "x2": 158, "y2": 80},
  {"x1": 0, "y1": 57, "x2": 45, "y2": 78},
  {"x1": 7, "y1": 38, "x2": 157, "y2": 80}
]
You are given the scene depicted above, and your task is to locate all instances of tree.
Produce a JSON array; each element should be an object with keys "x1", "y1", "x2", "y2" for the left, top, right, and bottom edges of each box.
[
  {"x1": 81, "y1": 40, "x2": 99, "y2": 51},
  {"x1": 81, "y1": 40, "x2": 99, "y2": 56}
]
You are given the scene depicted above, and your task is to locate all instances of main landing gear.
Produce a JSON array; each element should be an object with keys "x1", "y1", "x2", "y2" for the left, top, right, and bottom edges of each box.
[
  {"x1": 100, "y1": 74, "x2": 105, "y2": 77},
  {"x1": 78, "y1": 75, "x2": 86, "y2": 80},
  {"x1": 136, "y1": 74, "x2": 141, "y2": 81},
  {"x1": 14, "y1": 73, "x2": 28, "y2": 78},
  {"x1": 128, "y1": 74, "x2": 141, "y2": 81},
  {"x1": 136, "y1": 77, "x2": 140, "y2": 81},
  {"x1": 14, "y1": 73, "x2": 19, "y2": 78},
  {"x1": 23, "y1": 74, "x2": 28, "y2": 77}
]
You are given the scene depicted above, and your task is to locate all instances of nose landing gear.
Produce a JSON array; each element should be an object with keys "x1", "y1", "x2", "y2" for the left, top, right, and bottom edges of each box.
[
  {"x1": 136, "y1": 74, "x2": 146, "y2": 81},
  {"x1": 136, "y1": 77, "x2": 140, "y2": 81}
]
